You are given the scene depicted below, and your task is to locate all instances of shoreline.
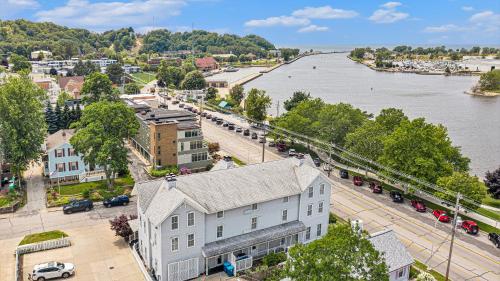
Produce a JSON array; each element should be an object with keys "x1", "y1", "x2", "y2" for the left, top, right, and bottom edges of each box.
[
  {"x1": 348, "y1": 56, "x2": 483, "y2": 77},
  {"x1": 465, "y1": 90, "x2": 500, "y2": 97}
]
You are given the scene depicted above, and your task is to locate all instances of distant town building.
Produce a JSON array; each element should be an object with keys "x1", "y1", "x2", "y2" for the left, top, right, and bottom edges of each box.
[
  {"x1": 206, "y1": 80, "x2": 228, "y2": 88},
  {"x1": 122, "y1": 64, "x2": 141, "y2": 74},
  {"x1": 31, "y1": 50, "x2": 52, "y2": 60},
  {"x1": 195, "y1": 57, "x2": 219, "y2": 72},
  {"x1": 58, "y1": 76, "x2": 84, "y2": 99},
  {"x1": 31, "y1": 74, "x2": 61, "y2": 104},
  {"x1": 132, "y1": 156, "x2": 331, "y2": 281},
  {"x1": 269, "y1": 49, "x2": 281, "y2": 57},
  {"x1": 42, "y1": 129, "x2": 105, "y2": 184},
  {"x1": 30, "y1": 58, "x2": 117, "y2": 75}
]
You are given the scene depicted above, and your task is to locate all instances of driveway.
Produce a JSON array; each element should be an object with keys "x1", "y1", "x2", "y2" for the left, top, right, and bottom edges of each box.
[
  {"x1": 22, "y1": 223, "x2": 145, "y2": 281},
  {"x1": 17, "y1": 162, "x2": 46, "y2": 215}
]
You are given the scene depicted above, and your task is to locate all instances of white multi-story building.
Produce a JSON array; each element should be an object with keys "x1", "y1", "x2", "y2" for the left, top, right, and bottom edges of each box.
[{"x1": 134, "y1": 156, "x2": 331, "y2": 281}]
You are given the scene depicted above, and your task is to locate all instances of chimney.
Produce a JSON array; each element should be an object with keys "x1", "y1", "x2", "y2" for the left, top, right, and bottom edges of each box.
[
  {"x1": 223, "y1": 156, "x2": 232, "y2": 162},
  {"x1": 166, "y1": 174, "x2": 176, "y2": 189}
]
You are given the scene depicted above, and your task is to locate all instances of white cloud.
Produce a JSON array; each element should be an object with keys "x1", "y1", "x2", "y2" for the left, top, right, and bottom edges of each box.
[
  {"x1": 245, "y1": 16, "x2": 310, "y2": 27},
  {"x1": 381, "y1": 2, "x2": 402, "y2": 9},
  {"x1": 292, "y1": 6, "x2": 358, "y2": 19},
  {"x1": 461, "y1": 6, "x2": 474, "y2": 12},
  {"x1": 423, "y1": 24, "x2": 466, "y2": 33},
  {"x1": 469, "y1": 10, "x2": 500, "y2": 33},
  {"x1": 35, "y1": 0, "x2": 186, "y2": 31},
  {"x1": 6, "y1": 0, "x2": 39, "y2": 6},
  {"x1": 369, "y1": 2, "x2": 409, "y2": 23},
  {"x1": 297, "y1": 25, "x2": 329, "y2": 33}
]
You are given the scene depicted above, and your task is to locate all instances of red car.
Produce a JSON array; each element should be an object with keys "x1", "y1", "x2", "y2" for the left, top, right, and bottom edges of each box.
[
  {"x1": 411, "y1": 200, "x2": 426, "y2": 212},
  {"x1": 353, "y1": 176, "x2": 363, "y2": 186},
  {"x1": 369, "y1": 182, "x2": 382, "y2": 193},
  {"x1": 461, "y1": 220, "x2": 479, "y2": 235},
  {"x1": 432, "y1": 209, "x2": 450, "y2": 222}
]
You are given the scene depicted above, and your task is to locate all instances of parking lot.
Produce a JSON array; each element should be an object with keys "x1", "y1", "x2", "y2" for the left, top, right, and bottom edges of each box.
[{"x1": 22, "y1": 223, "x2": 145, "y2": 281}]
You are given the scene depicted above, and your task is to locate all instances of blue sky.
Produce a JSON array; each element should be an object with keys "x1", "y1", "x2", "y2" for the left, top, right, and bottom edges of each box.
[{"x1": 2, "y1": 0, "x2": 499, "y2": 46}]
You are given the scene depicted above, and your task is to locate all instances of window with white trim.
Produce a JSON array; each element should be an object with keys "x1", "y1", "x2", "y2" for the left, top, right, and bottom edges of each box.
[
  {"x1": 187, "y1": 234, "x2": 195, "y2": 247},
  {"x1": 171, "y1": 237, "x2": 179, "y2": 251},
  {"x1": 217, "y1": 211, "x2": 224, "y2": 218},
  {"x1": 187, "y1": 212, "x2": 195, "y2": 227},
  {"x1": 282, "y1": 209, "x2": 288, "y2": 221},
  {"x1": 320, "y1": 184, "x2": 325, "y2": 195},
  {"x1": 251, "y1": 203, "x2": 258, "y2": 210},
  {"x1": 251, "y1": 217, "x2": 258, "y2": 229},
  {"x1": 171, "y1": 215, "x2": 178, "y2": 230},
  {"x1": 397, "y1": 267, "x2": 405, "y2": 278},
  {"x1": 305, "y1": 227, "x2": 311, "y2": 240},
  {"x1": 318, "y1": 201, "x2": 324, "y2": 213},
  {"x1": 217, "y1": 225, "x2": 223, "y2": 238},
  {"x1": 308, "y1": 186, "x2": 313, "y2": 198},
  {"x1": 307, "y1": 204, "x2": 313, "y2": 216},
  {"x1": 316, "y1": 224, "x2": 322, "y2": 236},
  {"x1": 283, "y1": 196, "x2": 289, "y2": 203}
]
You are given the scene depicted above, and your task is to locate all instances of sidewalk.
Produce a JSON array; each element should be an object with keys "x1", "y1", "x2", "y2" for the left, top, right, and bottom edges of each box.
[{"x1": 17, "y1": 162, "x2": 46, "y2": 215}]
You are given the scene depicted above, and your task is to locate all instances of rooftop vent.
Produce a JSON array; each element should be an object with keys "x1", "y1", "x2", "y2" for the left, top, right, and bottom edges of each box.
[{"x1": 166, "y1": 174, "x2": 176, "y2": 189}]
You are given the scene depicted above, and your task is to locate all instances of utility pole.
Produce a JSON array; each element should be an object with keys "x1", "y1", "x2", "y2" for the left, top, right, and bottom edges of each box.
[
  {"x1": 276, "y1": 100, "x2": 280, "y2": 117},
  {"x1": 199, "y1": 93, "x2": 203, "y2": 127},
  {"x1": 445, "y1": 192, "x2": 462, "y2": 281},
  {"x1": 261, "y1": 138, "x2": 266, "y2": 163}
]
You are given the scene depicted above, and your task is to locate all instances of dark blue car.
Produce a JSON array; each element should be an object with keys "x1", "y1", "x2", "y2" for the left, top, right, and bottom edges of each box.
[{"x1": 103, "y1": 195, "x2": 130, "y2": 208}]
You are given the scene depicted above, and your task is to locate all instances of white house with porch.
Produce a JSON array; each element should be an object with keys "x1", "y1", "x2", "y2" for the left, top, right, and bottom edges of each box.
[{"x1": 134, "y1": 156, "x2": 331, "y2": 281}]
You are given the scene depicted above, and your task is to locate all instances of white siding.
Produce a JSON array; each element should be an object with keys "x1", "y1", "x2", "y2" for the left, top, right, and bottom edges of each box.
[{"x1": 298, "y1": 177, "x2": 331, "y2": 243}]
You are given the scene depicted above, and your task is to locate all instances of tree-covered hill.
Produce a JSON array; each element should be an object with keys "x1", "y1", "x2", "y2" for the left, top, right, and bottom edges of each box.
[{"x1": 0, "y1": 19, "x2": 275, "y2": 60}]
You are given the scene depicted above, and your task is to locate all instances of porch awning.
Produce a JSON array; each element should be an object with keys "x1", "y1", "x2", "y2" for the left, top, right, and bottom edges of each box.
[{"x1": 202, "y1": 221, "x2": 306, "y2": 258}]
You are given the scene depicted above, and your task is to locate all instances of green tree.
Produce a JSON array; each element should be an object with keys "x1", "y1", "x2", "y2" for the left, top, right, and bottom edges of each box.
[
  {"x1": 484, "y1": 167, "x2": 500, "y2": 198},
  {"x1": 318, "y1": 103, "x2": 369, "y2": 146},
  {"x1": 73, "y1": 60, "x2": 98, "y2": 76},
  {"x1": 181, "y1": 59, "x2": 196, "y2": 73},
  {"x1": 284, "y1": 223, "x2": 388, "y2": 281},
  {"x1": 478, "y1": 69, "x2": 500, "y2": 92},
  {"x1": 157, "y1": 62, "x2": 184, "y2": 88},
  {"x1": 56, "y1": 91, "x2": 73, "y2": 107},
  {"x1": 283, "y1": 91, "x2": 311, "y2": 111},
  {"x1": 106, "y1": 63, "x2": 124, "y2": 85},
  {"x1": 345, "y1": 121, "x2": 386, "y2": 161},
  {"x1": 180, "y1": 71, "x2": 206, "y2": 90},
  {"x1": 70, "y1": 101, "x2": 139, "y2": 188},
  {"x1": 205, "y1": 87, "x2": 217, "y2": 100},
  {"x1": 0, "y1": 75, "x2": 47, "y2": 179},
  {"x1": 244, "y1": 88, "x2": 272, "y2": 122},
  {"x1": 379, "y1": 118, "x2": 470, "y2": 183},
  {"x1": 61, "y1": 104, "x2": 71, "y2": 129},
  {"x1": 54, "y1": 103, "x2": 63, "y2": 130},
  {"x1": 45, "y1": 101, "x2": 59, "y2": 134},
  {"x1": 124, "y1": 83, "x2": 140, "y2": 95},
  {"x1": 72, "y1": 103, "x2": 82, "y2": 124},
  {"x1": 81, "y1": 72, "x2": 118, "y2": 104},
  {"x1": 436, "y1": 172, "x2": 487, "y2": 208},
  {"x1": 10, "y1": 54, "x2": 32, "y2": 72},
  {"x1": 229, "y1": 84, "x2": 245, "y2": 106},
  {"x1": 274, "y1": 98, "x2": 324, "y2": 137},
  {"x1": 375, "y1": 108, "x2": 408, "y2": 132}
]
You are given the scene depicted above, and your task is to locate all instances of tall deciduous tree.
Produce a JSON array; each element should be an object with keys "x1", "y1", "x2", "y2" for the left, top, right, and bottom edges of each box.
[
  {"x1": 180, "y1": 70, "x2": 206, "y2": 90},
  {"x1": 284, "y1": 223, "x2": 389, "y2": 281},
  {"x1": 81, "y1": 72, "x2": 118, "y2": 104},
  {"x1": 345, "y1": 121, "x2": 386, "y2": 160},
  {"x1": 484, "y1": 167, "x2": 500, "y2": 199},
  {"x1": 229, "y1": 84, "x2": 245, "y2": 106},
  {"x1": 318, "y1": 103, "x2": 369, "y2": 146},
  {"x1": 10, "y1": 54, "x2": 31, "y2": 72},
  {"x1": 56, "y1": 91, "x2": 73, "y2": 106},
  {"x1": 70, "y1": 101, "x2": 139, "y2": 188},
  {"x1": 375, "y1": 108, "x2": 408, "y2": 132},
  {"x1": 436, "y1": 172, "x2": 487, "y2": 208},
  {"x1": 157, "y1": 62, "x2": 184, "y2": 88},
  {"x1": 0, "y1": 76, "x2": 47, "y2": 178},
  {"x1": 106, "y1": 63, "x2": 124, "y2": 85},
  {"x1": 283, "y1": 91, "x2": 311, "y2": 111},
  {"x1": 380, "y1": 118, "x2": 470, "y2": 183},
  {"x1": 244, "y1": 88, "x2": 272, "y2": 122}
]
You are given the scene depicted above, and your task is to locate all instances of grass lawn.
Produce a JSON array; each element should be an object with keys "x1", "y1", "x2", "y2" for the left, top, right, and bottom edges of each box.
[
  {"x1": 0, "y1": 196, "x2": 13, "y2": 207},
  {"x1": 413, "y1": 260, "x2": 446, "y2": 281},
  {"x1": 232, "y1": 156, "x2": 246, "y2": 166},
  {"x1": 47, "y1": 175, "x2": 135, "y2": 207},
  {"x1": 475, "y1": 207, "x2": 500, "y2": 221},
  {"x1": 19, "y1": 230, "x2": 68, "y2": 245},
  {"x1": 130, "y1": 72, "x2": 155, "y2": 85},
  {"x1": 482, "y1": 195, "x2": 500, "y2": 209}
]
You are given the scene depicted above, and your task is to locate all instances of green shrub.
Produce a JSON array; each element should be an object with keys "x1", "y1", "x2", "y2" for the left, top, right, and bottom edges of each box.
[
  {"x1": 150, "y1": 165, "x2": 179, "y2": 177},
  {"x1": 262, "y1": 252, "x2": 287, "y2": 267},
  {"x1": 329, "y1": 212, "x2": 337, "y2": 224},
  {"x1": 82, "y1": 189, "x2": 91, "y2": 199}
]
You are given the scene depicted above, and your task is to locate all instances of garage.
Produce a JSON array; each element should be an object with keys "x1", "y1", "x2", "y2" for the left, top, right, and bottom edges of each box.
[{"x1": 167, "y1": 258, "x2": 199, "y2": 281}]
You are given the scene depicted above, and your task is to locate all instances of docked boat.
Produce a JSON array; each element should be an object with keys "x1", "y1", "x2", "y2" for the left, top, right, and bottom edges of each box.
[{"x1": 225, "y1": 66, "x2": 239, "y2": 72}]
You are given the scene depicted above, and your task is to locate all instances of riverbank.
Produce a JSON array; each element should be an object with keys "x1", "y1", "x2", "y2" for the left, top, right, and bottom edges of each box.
[
  {"x1": 465, "y1": 90, "x2": 500, "y2": 97},
  {"x1": 348, "y1": 56, "x2": 482, "y2": 76}
]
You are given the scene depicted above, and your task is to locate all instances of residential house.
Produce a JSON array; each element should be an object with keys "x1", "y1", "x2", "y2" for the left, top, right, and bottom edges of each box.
[
  {"x1": 58, "y1": 76, "x2": 84, "y2": 99},
  {"x1": 133, "y1": 156, "x2": 331, "y2": 281},
  {"x1": 31, "y1": 50, "x2": 52, "y2": 60},
  {"x1": 195, "y1": 57, "x2": 219, "y2": 72},
  {"x1": 129, "y1": 102, "x2": 211, "y2": 172},
  {"x1": 42, "y1": 129, "x2": 105, "y2": 184},
  {"x1": 123, "y1": 64, "x2": 141, "y2": 74},
  {"x1": 32, "y1": 74, "x2": 61, "y2": 104},
  {"x1": 368, "y1": 229, "x2": 414, "y2": 281}
]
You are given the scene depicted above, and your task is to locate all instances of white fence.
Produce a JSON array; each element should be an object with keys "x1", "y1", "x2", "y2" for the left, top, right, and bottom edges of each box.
[{"x1": 16, "y1": 237, "x2": 71, "y2": 255}]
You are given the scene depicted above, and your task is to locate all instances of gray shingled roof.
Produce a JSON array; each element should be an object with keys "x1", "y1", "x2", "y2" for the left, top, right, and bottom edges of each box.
[
  {"x1": 202, "y1": 221, "x2": 306, "y2": 257},
  {"x1": 368, "y1": 229, "x2": 414, "y2": 272},
  {"x1": 136, "y1": 156, "x2": 325, "y2": 226}
]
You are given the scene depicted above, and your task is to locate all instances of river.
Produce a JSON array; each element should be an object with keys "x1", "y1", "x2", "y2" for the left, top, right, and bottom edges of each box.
[{"x1": 245, "y1": 53, "x2": 500, "y2": 177}]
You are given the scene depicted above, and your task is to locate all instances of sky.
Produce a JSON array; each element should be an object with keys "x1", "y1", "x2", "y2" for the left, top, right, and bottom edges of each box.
[{"x1": 1, "y1": 0, "x2": 499, "y2": 46}]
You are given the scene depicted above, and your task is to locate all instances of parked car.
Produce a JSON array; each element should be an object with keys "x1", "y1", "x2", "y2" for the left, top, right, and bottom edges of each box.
[
  {"x1": 31, "y1": 262, "x2": 75, "y2": 281},
  {"x1": 251, "y1": 132, "x2": 258, "y2": 139},
  {"x1": 259, "y1": 136, "x2": 266, "y2": 143},
  {"x1": 288, "y1": 149, "x2": 297, "y2": 157},
  {"x1": 488, "y1": 233, "x2": 500, "y2": 248},
  {"x1": 432, "y1": 209, "x2": 450, "y2": 222},
  {"x1": 179, "y1": 103, "x2": 185, "y2": 108},
  {"x1": 206, "y1": 114, "x2": 212, "y2": 119},
  {"x1": 222, "y1": 122, "x2": 229, "y2": 127},
  {"x1": 211, "y1": 116, "x2": 217, "y2": 122},
  {"x1": 461, "y1": 220, "x2": 479, "y2": 235},
  {"x1": 339, "y1": 169, "x2": 349, "y2": 179},
  {"x1": 235, "y1": 127, "x2": 242, "y2": 133},
  {"x1": 228, "y1": 123, "x2": 235, "y2": 130},
  {"x1": 201, "y1": 112, "x2": 207, "y2": 117},
  {"x1": 103, "y1": 195, "x2": 129, "y2": 208},
  {"x1": 313, "y1": 158, "x2": 321, "y2": 167},
  {"x1": 411, "y1": 200, "x2": 426, "y2": 212},
  {"x1": 390, "y1": 191, "x2": 404, "y2": 203},
  {"x1": 243, "y1": 129, "x2": 250, "y2": 136},
  {"x1": 369, "y1": 182, "x2": 382, "y2": 193},
  {"x1": 185, "y1": 106, "x2": 193, "y2": 111},
  {"x1": 216, "y1": 119, "x2": 223, "y2": 125},
  {"x1": 63, "y1": 199, "x2": 93, "y2": 214},
  {"x1": 277, "y1": 141, "x2": 288, "y2": 152},
  {"x1": 352, "y1": 176, "x2": 363, "y2": 186}
]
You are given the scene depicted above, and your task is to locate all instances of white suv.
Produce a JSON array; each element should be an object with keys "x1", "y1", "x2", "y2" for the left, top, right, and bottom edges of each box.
[{"x1": 31, "y1": 262, "x2": 75, "y2": 281}]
